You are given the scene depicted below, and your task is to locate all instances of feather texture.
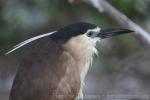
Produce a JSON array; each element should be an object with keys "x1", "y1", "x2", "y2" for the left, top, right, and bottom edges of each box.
[{"x1": 5, "y1": 31, "x2": 57, "y2": 55}]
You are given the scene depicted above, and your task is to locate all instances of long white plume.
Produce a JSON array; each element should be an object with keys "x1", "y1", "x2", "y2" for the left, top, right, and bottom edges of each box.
[{"x1": 5, "y1": 31, "x2": 57, "y2": 55}]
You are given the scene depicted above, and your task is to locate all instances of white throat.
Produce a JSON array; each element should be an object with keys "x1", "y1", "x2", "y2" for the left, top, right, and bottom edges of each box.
[
  {"x1": 63, "y1": 34, "x2": 100, "y2": 80},
  {"x1": 65, "y1": 34, "x2": 100, "y2": 100}
]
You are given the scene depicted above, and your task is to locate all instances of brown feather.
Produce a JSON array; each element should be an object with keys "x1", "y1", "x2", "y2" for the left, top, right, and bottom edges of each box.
[{"x1": 9, "y1": 37, "x2": 81, "y2": 100}]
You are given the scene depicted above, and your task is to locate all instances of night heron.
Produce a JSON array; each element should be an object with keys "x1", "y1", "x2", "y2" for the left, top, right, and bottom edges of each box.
[{"x1": 6, "y1": 22, "x2": 133, "y2": 100}]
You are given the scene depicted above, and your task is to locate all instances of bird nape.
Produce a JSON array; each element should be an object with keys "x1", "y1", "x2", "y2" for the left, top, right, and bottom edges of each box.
[{"x1": 7, "y1": 22, "x2": 133, "y2": 100}]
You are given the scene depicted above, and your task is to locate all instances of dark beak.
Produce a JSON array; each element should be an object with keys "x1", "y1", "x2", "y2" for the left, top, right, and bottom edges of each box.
[{"x1": 98, "y1": 28, "x2": 134, "y2": 39}]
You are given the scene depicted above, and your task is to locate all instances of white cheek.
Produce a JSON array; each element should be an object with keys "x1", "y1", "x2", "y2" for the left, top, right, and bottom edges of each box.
[{"x1": 88, "y1": 37, "x2": 101, "y2": 46}]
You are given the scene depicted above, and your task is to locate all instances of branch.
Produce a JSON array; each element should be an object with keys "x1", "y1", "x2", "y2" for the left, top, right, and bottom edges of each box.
[{"x1": 71, "y1": 0, "x2": 150, "y2": 44}]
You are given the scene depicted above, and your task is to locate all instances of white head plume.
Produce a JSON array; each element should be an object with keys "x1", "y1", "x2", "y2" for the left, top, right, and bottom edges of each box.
[{"x1": 5, "y1": 31, "x2": 57, "y2": 55}]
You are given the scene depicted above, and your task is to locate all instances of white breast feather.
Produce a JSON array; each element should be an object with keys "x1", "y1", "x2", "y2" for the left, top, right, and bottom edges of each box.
[{"x1": 78, "y1": 37, "x2": 100, "y2": 100}]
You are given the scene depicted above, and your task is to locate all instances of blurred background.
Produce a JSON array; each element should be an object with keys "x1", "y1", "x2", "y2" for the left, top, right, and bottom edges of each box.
[{"x1": 0, "y1": 0, "x2": 150, "y2": 100}]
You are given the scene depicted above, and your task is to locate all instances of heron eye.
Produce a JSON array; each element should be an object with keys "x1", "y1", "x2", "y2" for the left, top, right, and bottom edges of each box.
[{"x1": 87, "y1": 31, "x2": 93, "y2": 37}]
